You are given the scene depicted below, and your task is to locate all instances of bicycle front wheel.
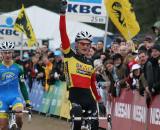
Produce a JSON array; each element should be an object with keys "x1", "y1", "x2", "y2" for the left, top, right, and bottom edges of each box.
[{"x1": 9, "y1": 124, "x2": 18, "y2": 130}]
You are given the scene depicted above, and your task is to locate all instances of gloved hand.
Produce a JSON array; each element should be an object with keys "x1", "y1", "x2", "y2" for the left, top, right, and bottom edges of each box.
[
  {"x1": 26, "y1": 103, "x2": 32, "y2": 109},
  {"x1": 60, "y1": 0, "x2": 67, "y2": 14}
]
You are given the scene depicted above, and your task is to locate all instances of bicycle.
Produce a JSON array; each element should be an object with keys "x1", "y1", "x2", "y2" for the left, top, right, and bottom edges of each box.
[
  {"x1": 0, "y1": 106, "x2": 32, "y2": 130},
  {"x1": 70, "y1": 110, "x2": 112, "y2": 130}
]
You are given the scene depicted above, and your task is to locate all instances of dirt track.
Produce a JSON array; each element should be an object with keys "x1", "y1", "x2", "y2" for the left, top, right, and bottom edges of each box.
[{"x1": 23, "y1": 113, "x2": 70, "y2": 130}]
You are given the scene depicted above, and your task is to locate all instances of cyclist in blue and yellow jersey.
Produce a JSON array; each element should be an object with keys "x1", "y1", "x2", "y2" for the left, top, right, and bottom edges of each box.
[
  {"x1": 0, "y1": 41, "x2": 31, "y2": 130},
  {"x1": 59, "y1": 1, "x2": 102, "y2": 130}
]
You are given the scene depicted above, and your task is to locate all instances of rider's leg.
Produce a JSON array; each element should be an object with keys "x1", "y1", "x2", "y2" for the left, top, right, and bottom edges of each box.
[
  {"x1": 0, "y1": 98, "x2": 9, "y2": 130},
  {"x1": 70, "y1": 103, "x2": 82, "y2": 130},
  {"x1": 12, "y1": 97, "x2": 24, "y2": 129},
  {"x1": 13, "y1": 104, "x2": 23, "y2": 129},
  {"x1": 0, "y1": 116, "x2": 9, "y2": 130}
]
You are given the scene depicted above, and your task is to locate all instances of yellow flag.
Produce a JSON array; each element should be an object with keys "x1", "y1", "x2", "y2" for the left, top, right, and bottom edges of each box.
[
  {"x1": 105, "y1": 0, "x2": 140, "y2": 40},
  {"x1": 14, "y1": 5, "x2": 36, "y2": 47}
]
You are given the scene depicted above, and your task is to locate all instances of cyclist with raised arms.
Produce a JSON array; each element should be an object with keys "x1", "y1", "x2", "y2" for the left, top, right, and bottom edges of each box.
[
  {"x1": 59, "y1": 1, "x2": 102, "y2": 130},
  {"x1": 0, "y1": 41, "x2": 31, "y2": 130}
]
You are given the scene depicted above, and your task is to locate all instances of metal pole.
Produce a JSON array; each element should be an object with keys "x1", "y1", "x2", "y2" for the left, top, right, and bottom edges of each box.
[
  {"x1": 103, "y1": 14, "x2": 109, "y2": 53},
  {"x1": 20, "y1": 33, "x2": 23, "y2": 60}
]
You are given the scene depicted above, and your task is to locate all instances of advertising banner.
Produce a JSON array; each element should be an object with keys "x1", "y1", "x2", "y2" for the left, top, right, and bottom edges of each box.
[
  {"x1": 15, "y1": 39, "x2": 42, "y2": 50},
  {"x1": 112, "y1": 89, "x2": 133, "y2": 130},
  {"x1": 148, "y1": 95, "x2": 160, "y2": 130},
  {"x1": 53, "y1": 81, "x2": 65, "y2": 116},
  {"x1": 49, "y1": 81, "x2": 61, "y2": 115},
  {"x1": 0, "y1": 15, "x2": 42, "y2": 50},
  {"x1": 30, "y1": 81, "x2": 44, "y2": 111},
  {"x1": 131, "y1": 91, "x2": 147, "y2": 130},
  {"x1": 66, "y1": 0, "x2": 106, "y2": 24},
  {"x1": 39, "y1": 85, "x2": 54, "y2": 113},
  {"x1": 0, "y1": 15, "x2": 22, "y2": 46},
  {"x1": 59, "y1": 82, "x2": 70, "y2": 119}
]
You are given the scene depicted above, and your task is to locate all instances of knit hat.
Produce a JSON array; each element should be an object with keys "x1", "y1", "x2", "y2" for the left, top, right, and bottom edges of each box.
[{"x1": 152, "y1": 44, "x2": 160, "y2": 52}]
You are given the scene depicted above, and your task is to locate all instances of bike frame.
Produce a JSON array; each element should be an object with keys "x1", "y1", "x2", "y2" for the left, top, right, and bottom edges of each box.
[{"x1": 0, "y1": 109, "x2": 32, "y2": 130}]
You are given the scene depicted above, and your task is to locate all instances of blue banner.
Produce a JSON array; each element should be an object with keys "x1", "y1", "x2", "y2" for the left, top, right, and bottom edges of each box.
[{"x1": 68, "y1": 0, "x2": 102, "y2": 4}]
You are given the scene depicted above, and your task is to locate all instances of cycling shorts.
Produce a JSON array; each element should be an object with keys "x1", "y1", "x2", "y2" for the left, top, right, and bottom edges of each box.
[{"x1": 0, "y1": 96, "x2": 23, "y2": 118}]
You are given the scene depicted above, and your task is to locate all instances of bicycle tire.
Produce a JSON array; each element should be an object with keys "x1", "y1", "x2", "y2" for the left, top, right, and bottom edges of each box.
[
  {"x1": 9, "y1": 124, "x2": 18, "y2": 130},
  {"x1": 70, "y1": 121, "x2": 74, "y2": 130}
]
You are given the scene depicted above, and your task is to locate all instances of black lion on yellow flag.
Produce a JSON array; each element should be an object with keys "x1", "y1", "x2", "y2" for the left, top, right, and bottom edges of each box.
[{"x1": 14, "y1": 5, "x2": 36, "y2": 47}]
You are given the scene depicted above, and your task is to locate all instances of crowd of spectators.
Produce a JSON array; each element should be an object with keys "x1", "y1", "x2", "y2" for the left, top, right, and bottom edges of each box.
[
  {"x1": 1, "y1": 34, "x2": 159, "y2": 98},
  {"x1": 1, "y1": 31, "x2": 160, "y2": 113},
  {"x1": 9, "y1": 44, "x2": 65, "y2": 92},
  {"x1": 92, "y1": 36, "x2": 160, "y2": 110}
]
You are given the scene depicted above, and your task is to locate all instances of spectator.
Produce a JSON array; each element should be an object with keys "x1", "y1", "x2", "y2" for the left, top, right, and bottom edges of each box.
[
  {"x1": 48, "y1": 51, "x2": 55, "y2": 63},
  {"x1": 111, "y1": 41, "x2": 120, "y2": 54},
  {"x1": 103, "y1": 58, "x2": 116, "y2": 97},
  {"x1": 138, "y1": 51, "x2": 153, "y2": 89},
  {"x1": 35, "y1": 56, "x2": 45, "y2": 84},
  {"x1": 88, "y1": 47, "x2": 97, "y2": 59},
  {"x1": 50, "y1": 50, "x2": 65, "y2": 83},
  {"x1": 112, "y1": 53, "x2": 128, "y2": 83},
  {"x1": 92, "y1": 40, "x2": 104, "y2": 60},
  {"x1": 143, "y1": 35, "x2": 154, "y2": 50},
  {"x1": 96, "y1": 40, "x2": 104, "y2": 51},
  {"x1": 28, "y1": 55, "x2": 40, "y2": 91},
  {"x1": 126, "y1": 64, "x2": 148, "y2": 96},
  {"x1": 149, "y1": 44, "x2": 160, "y2": 95},
  {"x1": 42, "y1": 54, "x2": 53, "y2": 92},
  {"x1": 94, "y1": 59, "x2": 114, "y2": 116},
  {"x1": 126, "y1": 40, "x2": 135, "y2": 53},
  {"x1": 152, "y1": 21, "x2": 160, "y2": 44},
  {"x1": 41, "y1": 44, "x2": 49, "y2": 54},
  {"x1": 119, "y1": 45, "x2": 128, "y2": 59}
]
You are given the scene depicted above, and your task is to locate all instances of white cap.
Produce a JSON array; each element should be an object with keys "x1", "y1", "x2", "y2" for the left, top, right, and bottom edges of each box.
[
  {"x1": 94, "y1": 59, "x2": 103, "y2": 68},
  {"x1": 131, "y1": 64, "x2": 141, "y2": 72}
]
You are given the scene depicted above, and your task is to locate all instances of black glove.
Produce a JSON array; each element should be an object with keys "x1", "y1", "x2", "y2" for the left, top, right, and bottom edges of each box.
[
  {"x1": 26, "y1": 103, "x2": 32, "y2": 109},
  {"x1": 60, "y1": 0, "x2": 67, "y2": 14}
]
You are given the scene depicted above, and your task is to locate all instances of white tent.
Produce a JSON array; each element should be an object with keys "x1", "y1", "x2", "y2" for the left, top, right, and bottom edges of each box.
[{"x1": 4, "y1": 6, "x2": 110, "y2": 50}]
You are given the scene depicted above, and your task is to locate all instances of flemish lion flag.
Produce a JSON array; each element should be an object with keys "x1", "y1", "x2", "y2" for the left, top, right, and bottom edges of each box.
[
  {"x1": 105, "y1": 0, "x2": 140, "y2": 40},
  {"x1": 14, "y1": 5, "x2": 36, "y2": 47}
]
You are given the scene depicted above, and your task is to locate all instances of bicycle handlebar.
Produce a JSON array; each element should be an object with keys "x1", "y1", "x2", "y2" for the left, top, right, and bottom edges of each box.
[
  {"x1": 71, "y1": 116, "x2": 108, "y2": 121},
  {"x1": 0, "y1": 110, "x2": 29, "y2": 113},
  {"x1": 0, "y1": 109, "x2": 32, "y2": 122}
]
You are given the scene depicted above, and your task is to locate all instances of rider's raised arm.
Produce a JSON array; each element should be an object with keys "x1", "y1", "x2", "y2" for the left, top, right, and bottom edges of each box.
[
  {"x1": 59, "y1": 15, "x2": 71, "y2": 54},
  {"x1": 59, "y1": 0, "x2": 71, "y2": 54}
]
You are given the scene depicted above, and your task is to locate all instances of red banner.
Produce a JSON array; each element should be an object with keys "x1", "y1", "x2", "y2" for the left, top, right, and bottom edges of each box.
[
  {"x1": 112, "y1": 89, "x2": 133, "y2": 130},
  {"x1": 99, "y1": 89, "x2": 160, "y2": 130},
  {"x1": 147, "y1": 95, "x2": 160, "y2": 130},
  {"x1": 131, "y1": 91, "x2": 147, "y2": 130}
]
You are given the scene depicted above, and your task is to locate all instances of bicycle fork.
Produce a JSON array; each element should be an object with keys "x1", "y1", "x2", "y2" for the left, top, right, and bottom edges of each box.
[{"x1": 9, "y1": 113, "x2": 17, "y2": 129}]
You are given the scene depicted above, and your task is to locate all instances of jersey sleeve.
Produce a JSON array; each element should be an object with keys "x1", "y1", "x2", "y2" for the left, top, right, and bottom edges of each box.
[
  {"x1": 18, "y1": 65, "x2": 30, "y2": 103},
  {"x1": 59, "y1": 15, "x2": 71, "y2": 54},
  {"x1": 91, "y1": 72, "x2": 101, "y2": 101}
]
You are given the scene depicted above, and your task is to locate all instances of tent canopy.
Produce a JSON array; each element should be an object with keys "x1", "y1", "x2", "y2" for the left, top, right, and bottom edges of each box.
[{"x1": 4, "y1": 6, "x2": 112, "y2": 49}]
